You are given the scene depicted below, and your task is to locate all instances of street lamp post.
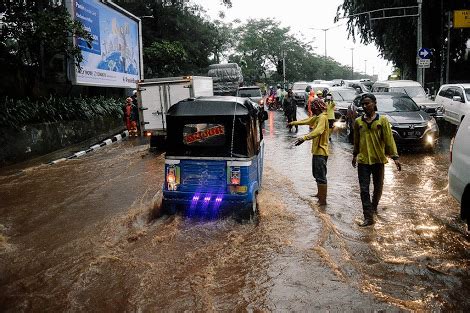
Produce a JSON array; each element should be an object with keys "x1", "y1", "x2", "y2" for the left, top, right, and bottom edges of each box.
[
  {"x1": 310, "y1": 26, "x2": 341, "y2": 59},
  {"x1": 417, "y1": 0, "x2": 423, "y2": 85},
  {"x1": 322, "y1": 29, "x2": 327, "y2": 59},
  {"x1": 364, "y1": 59, "x2": 367, "y2": 76}
]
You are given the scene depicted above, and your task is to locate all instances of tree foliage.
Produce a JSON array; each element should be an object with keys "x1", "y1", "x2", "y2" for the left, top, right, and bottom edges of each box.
[
  {"x1": 229, "y1": 18, "x2": 366, "y2": 85},
  {"x1": 115, "y1": 0, "x2": 232, "y2": 77},
  {"x1": 0, "y1": 1, "x2": 92, "y2": 97},
  {"x1": 338, "y1": 0, "x2": 470, "y2": 84}
]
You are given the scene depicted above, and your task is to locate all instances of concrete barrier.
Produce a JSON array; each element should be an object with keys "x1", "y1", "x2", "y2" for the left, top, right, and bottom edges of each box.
[{"x1": 0, "y1": 116, "x2": 125, "y2": 167}]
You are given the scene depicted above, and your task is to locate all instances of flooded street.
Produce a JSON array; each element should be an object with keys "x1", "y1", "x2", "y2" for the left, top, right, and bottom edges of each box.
[{"x1": 1, "y1": 107, "x2": 469, "y2": 311}]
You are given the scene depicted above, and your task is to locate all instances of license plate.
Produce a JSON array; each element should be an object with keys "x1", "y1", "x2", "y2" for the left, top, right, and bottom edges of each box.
[{"x1": 406, "y1": 131, "x2": 421, "y2": 137}]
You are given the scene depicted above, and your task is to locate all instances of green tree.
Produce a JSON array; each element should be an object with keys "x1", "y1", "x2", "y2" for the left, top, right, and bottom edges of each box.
[
  {"x1": 116, "y1": 0, "x2": 232, "y2": 77},
  {"x1": 338, "y1": 0, "x2": 470, "y2": 83},
  {"x1": 0, "y1": 1, "x2": 92, "y2": 97}
]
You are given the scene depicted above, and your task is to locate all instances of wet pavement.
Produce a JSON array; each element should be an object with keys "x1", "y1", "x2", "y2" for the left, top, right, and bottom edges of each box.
[{"x1": 1, "y1": 107, "x2": 469, "y2": 311}]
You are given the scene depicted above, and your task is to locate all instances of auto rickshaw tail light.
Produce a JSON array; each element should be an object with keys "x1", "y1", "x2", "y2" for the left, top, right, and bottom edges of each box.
[
  {"x1": 228, "y1": 167, "x2": 241, "y2": 185},
  {"x1": 166, "y1": 165, "x2": 180, "y2": 190}
]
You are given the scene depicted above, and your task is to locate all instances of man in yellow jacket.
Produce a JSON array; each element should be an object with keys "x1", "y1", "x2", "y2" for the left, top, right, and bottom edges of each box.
[
  {"x1": 352, "y1": 93, "x2": 402, "y2": 227},
  {"x1": 289, "y1": 99, "x2": 329, "y2": 205}
]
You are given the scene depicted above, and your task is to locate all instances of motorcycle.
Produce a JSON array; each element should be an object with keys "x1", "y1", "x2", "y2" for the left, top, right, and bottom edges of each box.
[{"x1": 266, "y1": 95, "x2": 279, "y2": 111}]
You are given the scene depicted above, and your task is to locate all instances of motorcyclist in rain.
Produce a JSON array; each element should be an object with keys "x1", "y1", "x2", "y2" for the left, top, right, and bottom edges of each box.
[
  {"x1": 276, "y1": 84, "x2": 283, "y2": 107},
  {"x1": 288, "y1": 99, "x2": 329, "y2": 205}
]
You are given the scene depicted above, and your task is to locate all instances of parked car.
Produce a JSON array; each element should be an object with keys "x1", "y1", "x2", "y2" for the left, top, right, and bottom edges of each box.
[
  {"x1": 346, "y1": 93, "x2": 439, "y2": 150},
  {"x1": 449, "y1": 115, "x2": 470, "y2": 230},
  {"x1": 328, "y1": 86, "x2": 358, "y2": 121},
  {"x1": 372, "y1": 80, "x2": 443, "y2": 118},
  {"x1": 435, "y1": 83, "x2": 470, "y2": 125}
]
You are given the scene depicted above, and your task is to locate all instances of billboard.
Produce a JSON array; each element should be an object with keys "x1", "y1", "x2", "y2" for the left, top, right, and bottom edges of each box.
[{"x1": 69, "y1": 0, "x2": 142, "y2": 88}]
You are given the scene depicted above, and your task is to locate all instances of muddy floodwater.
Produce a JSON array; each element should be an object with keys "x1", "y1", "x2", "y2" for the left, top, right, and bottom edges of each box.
[{"x1": 1, "y1": 108, "x2": 469, "y2": 311}]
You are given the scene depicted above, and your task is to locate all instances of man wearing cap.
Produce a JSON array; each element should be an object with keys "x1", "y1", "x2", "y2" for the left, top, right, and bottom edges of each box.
[
  {"x1": 352, "y1": 93, "x2": 402, "y2": 227},
  {"x1": 288, "y1": 99, "x2": 329, "y2": 205}
]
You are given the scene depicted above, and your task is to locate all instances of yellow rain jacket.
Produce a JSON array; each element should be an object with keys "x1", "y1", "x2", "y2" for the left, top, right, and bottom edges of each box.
[
  {"x1": 353, "y1": 114, "x2": 399, "y2": 164},
  {"x1": 291, "y1": 112, "x2": 329, "y2": 156},
  {"x1": 326, "y1": 100, "x2": 336, "y2": 120}
]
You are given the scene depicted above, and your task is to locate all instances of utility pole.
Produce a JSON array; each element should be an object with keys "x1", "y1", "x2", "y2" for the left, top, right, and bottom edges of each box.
[
  {"x1": 350, "y1": 48, "x2": 354, "y2": 79},
  {"x1": 364, "y1": 60, "x2": 367, "y2": 76},
  {"x1": 282, "y1": 51, "x2": 286, "y2": 87},
  {"x1": 417, "y1": 0, "x2": 423, "y2": 86},
  {"x1": 445, "y1": 12, "x2": 451, "y2": 84}
]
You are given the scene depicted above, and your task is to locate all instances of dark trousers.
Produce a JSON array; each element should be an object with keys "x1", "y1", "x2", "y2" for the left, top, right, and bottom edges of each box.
[
  {"x1": 312, "y1": 155, "x2": 328, "y2": 184},
  {"x1": 358, "y1": 163, "x2": 384, "y2": 219}
]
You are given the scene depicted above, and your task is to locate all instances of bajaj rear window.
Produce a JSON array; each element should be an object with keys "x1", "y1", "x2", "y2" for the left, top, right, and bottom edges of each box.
[{"x1": 183, "y1": 123, "x2": 226, "y2": 147}]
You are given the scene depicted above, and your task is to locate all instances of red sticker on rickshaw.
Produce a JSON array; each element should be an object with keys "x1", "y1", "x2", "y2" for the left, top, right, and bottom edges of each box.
[{"x1": 183, "y1": 125, "x2": 225, "y2": 145}]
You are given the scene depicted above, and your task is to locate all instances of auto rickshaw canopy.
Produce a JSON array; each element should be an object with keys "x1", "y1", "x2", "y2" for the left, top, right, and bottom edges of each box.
[{"x1": 166, "y1": 96, "x2": 262, "y2": 158}]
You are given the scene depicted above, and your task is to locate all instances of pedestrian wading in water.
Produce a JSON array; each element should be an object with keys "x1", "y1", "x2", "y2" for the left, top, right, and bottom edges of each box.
[
  {"x1": 352, "y1": 93, "x2": 402, "y2": 227},
  {"x1": 289, "y1": 99, "x2": 329, "y2": 205}
]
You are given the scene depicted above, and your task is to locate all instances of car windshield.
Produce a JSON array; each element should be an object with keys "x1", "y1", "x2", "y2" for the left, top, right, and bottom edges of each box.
[
  {"x1": 465, "y1": 88, "x2": 470, "y2": 101},
  {"x1": 292, "y1": 83, "x2": 309, "y2": 90},
  {"x1": 376, "y1": 96, "x2": 420, "y2": 112},
  {"x1": 390, "y1": 86, "x2": 426, "y2": 98},
  {"x1": 238, "y1": 89, "x2": 261, "y2": 97},
  {"x1": 332, "y1": 89, "x2": 357, "y2": 101}
]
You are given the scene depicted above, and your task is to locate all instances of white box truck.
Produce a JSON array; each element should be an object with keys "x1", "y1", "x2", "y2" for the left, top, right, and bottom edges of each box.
[{"x1": 137, "y1": 76, "x2": 213, "y2": 148}]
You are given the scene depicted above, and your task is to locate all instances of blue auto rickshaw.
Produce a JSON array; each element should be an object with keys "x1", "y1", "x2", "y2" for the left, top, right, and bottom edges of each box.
[{"x1": 162, "y1": 96, "x2": 266, "y2": 221}]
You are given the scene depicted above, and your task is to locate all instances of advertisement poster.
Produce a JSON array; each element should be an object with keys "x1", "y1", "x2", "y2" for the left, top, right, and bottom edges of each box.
[{"x1": 72, "y1": 0, "x2": 141, "y2": 88}]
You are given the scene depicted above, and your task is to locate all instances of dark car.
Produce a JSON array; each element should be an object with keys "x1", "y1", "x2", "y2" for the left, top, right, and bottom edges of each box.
[
  {"x1": 329, "y1": 87, "x2": 359, "y2": 121},
  {"x1": 237, "y1": 86, "x2": 263, "y2": 106},
  {"x1": 291, "y1": 82, "x2": 311, "y2": 106},
  {"x1": 346, "y1": 93, "x2": 439, "y2": 150}
]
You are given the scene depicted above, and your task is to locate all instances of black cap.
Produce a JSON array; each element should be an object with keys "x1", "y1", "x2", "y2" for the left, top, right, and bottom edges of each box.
[{"x1": 360, "y1": 93, "x2": 376, "y2": 102}]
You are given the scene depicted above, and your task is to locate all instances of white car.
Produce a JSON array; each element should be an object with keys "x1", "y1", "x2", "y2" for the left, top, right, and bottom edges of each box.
[
  {"x1": 372, "y1": 80, "x2": 443, "y2": 118},
  {"x1": 448, "y1": 115, "x2": 470, "y2": 230},
  {"x1": 435, "y1": 83, "x2": 470, "y2": 125}
]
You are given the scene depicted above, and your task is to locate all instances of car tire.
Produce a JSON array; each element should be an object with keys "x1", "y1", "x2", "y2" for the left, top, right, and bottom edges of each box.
[
  {"x1": 161, "y1": 199, "x2": 177, "y2": 216},
  {"x1": 250, "y1": 192, "x2": 259, "y2": 223}
]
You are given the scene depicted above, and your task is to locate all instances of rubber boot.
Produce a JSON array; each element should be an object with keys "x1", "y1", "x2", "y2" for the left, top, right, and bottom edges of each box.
[{"x1": 317, "y1": 184, "x2": 327, "y2": 205}]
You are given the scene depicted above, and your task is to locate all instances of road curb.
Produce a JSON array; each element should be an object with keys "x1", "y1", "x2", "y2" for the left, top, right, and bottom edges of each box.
[{"x1": 48, "y1": 130, "x2": 129, "y2": 165}]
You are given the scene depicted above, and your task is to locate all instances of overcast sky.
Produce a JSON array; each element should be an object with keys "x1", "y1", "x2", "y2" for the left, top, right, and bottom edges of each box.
[{"x1": 192, "y1": 0, "x2": 394, "y2": 80}]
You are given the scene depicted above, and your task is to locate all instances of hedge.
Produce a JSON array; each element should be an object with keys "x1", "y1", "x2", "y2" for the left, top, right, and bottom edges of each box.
[{"x1": 0, "y1": 96, "x2": 124, "y2": 130}]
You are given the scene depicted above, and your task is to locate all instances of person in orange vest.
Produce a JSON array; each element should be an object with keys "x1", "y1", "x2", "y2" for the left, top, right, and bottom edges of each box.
[
  {"x1": 306, "y1": 90, "x2": 316, "y2": 117},
  {"x1": 123, "y1": 97, "x2": 138, "y2": 136}
]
